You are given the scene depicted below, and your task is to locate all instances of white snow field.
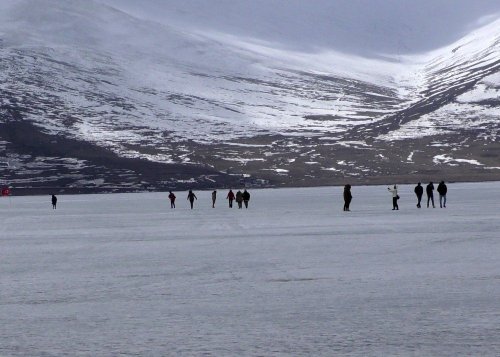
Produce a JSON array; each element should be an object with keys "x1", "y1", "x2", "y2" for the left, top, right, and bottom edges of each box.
[{"x1": 1, "y1": 182, "x2": 499, "y2": 356}]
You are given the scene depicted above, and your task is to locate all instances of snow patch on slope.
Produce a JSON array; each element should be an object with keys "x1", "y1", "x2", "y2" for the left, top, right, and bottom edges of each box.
[
  {"x1": 0, "y1": 0, "x2": 499, "y2": 166},
  {"x1": 433, "y1": 155, "x2": 483, "y2": 166}
]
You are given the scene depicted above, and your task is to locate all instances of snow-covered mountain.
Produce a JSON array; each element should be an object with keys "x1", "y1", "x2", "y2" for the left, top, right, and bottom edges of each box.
[{"x1": 0, "y1": 0, "x2": 499, "y2": 193}]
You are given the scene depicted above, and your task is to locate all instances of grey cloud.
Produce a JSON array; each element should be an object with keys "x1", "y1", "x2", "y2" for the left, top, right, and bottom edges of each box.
[{"x1": 99, "y1": 0, "x2": 500, "y2": 56}]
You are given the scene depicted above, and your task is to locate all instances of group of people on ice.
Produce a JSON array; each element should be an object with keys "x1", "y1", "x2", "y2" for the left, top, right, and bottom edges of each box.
[
  {"x1": 167, "y1": 189, "x2": 251, "y2": 210},
  {"x1": 387, "y1": 181, "x2": 448, "y2": 210},
  {"x1": 413, "y1": 181, "x2": 448, "y2": 209},
  {"x1": 46, "y1": 182, "x2": 449, "y2": 212},
  {"x1": 226, "y1": 189, "x2": 251, "y2": 209},
  {"x1": 343, "y1": 181, "x2": 448, "y2": 211}
]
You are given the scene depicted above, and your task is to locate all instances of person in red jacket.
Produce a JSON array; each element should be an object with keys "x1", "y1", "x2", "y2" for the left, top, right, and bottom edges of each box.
[
  {"x1": 168, "y1": 191, "x2": 176, "y2": 208},
  {"x1": 226, "y1": 189, "x2": 235, "y2": 208}
]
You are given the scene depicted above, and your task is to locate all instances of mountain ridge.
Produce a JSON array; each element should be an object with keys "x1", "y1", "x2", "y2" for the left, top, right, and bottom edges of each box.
[{"x1": 1, "y1": 0, "x2": 499, "y2": 193}]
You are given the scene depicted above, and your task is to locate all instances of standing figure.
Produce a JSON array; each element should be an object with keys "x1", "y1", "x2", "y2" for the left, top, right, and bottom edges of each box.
[
  {"x1": 426, "y1": 182, "x2": 435, "y2": 208},
  {"x1": 51, "y1": 194, "x2": 57, "y2": 209},
  {"x1": 211, "y1": 190, "x2": 217, "y2": 208},
  {"x1": 414, "y1": 182, "x2": 423, "y2": 208},
  {"x1": 437, "y1": 181, "x2": 447, "y2": 208},
  {"x1": 168, "y1": 191, "x2": 176, "y2": 208},
  {"x1": 242, "y1": 189, "x2": 250, "y2": 209},
  {"x1": 187, "y1": 190, "x2": 197, "y2": 209},
  {"x1": 343, "y1": 184, "x2": 352, "y2": 211},
  {"x1": 235, "y1": 190, "x2": 243, "y2": 209},
  {"x1": 226, "y1": 189, "x2": 235, "y2": 208},
  {"x1": 387, "y1": 185, "x2": 399, "y2": 210}
]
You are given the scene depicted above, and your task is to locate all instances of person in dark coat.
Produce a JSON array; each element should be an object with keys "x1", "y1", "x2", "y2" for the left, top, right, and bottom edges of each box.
[
  {"x1": 51, "y1": 194, "x2": 57, "y2": 209},
  {"x1": 242, "y1": 189, "x2": 250, "y2": 209},
  {"x1": 226, "y1": 189, "x2": 235, "y2": 208},
  {"x1": 235, "y1": 190, "x2": 243, "y2": 209},
  {"x1": 426, "y1": 182, "x2": 435, "y2": 208},
  {"x1": 168, "y1": 191, "x2": 176, "y2": 208},
  {"x1": 343, "y1": 184, "x2": 352, "y2": 211},
  {"x1": 187, "y1": 190, "x2": 197, "y2": 209},
  {"x1": 211, "y1": 190, "x2": 217, "y2": 208},
  {"x1": 414, "y1": 182, "x2": 423, "y2": 208},
  {"x1": 437, "y1": 181, "x2": 448, "y2": 208}
]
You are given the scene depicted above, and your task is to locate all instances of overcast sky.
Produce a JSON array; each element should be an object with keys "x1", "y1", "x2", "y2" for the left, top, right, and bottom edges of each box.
[{"x1": 98, "y1": 0, "x2": 500, "y2": 56}]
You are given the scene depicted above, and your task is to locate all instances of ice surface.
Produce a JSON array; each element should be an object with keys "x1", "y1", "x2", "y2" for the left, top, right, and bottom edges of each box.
[{"x1": 1, "y1": 182, "x2": 500, "y2": 356}]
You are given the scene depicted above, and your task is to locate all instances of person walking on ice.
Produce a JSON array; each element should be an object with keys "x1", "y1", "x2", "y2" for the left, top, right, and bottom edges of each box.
[
  {"x1": 437, "y1": 181, "x2": 448, "y2": 208},
  {"x1": 168, "y1": 191, "x2": 176, "y2": 208},
  {"x1": 235, "y1": 190, "x2": 243, "y2": 209},
  {"x1": 414, "y1": 182, "x2": 423, "y2": 208},
  {"x1": 211, "y1": 190, "x2": 217, "y2": 208},
  {"x1": 242, "y1": 189, "x2": 250, "y2": 209},
  {"x1": 343, "y1": 184, "x2": 352, "y2": 211},
  {"x1": 51, "y1": 194, "x2": 57, "y2": 209},
  {"x1": 426, "y1": 182, "x2": 435, "y2": 208},
  {"x1": 387, "y1": 185, "x2": 399, "y2": 210},
  {"x1": 226, "y1": 189, "x2": 235, "y2": 208},
  {"x1": 187, "y1": 190, "x2": 197, "y2": 209}
]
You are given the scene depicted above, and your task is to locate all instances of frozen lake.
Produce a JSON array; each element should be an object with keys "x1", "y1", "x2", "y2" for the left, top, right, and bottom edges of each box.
[{"x1": 1, "y1": 182, "x2": 500, "y2": 356}]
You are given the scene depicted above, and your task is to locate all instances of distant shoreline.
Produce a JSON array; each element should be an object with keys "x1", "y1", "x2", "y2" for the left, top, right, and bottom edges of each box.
[{"x1": 4, "y1": 177, "x2": 500, "y2": 196}]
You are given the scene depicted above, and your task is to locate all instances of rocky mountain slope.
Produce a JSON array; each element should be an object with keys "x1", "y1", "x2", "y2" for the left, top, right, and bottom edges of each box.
[{"x1": 0, "y1": 0, "x2": 499, "y2": 193}]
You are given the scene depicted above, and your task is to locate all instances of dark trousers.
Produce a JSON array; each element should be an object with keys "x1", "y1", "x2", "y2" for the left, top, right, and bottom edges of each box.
[
  {"x1": 427, "y1": 194, "x2": 434, "y2": 208},
  {"x1": 416, "y1": 194, "x2": 422, "y2": 208},
  {"x1": 189, "y1": 199, "x2": 194, "y2": 209},
  {"x1": 170, "y1": 200, "x2": 175, "y2": 208},
  {"x1": 343, "y1": 199, "x2": 351, "y2": 211},
  {"x1": 244, "y1": 200, "x2": 249, "y2": 208},
  {"x1": 229, "y1": 199, "x2": 233, "y2": 208},
  {"x1": 392, "y1": 197, "x2": 399, "y2": 210}
]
